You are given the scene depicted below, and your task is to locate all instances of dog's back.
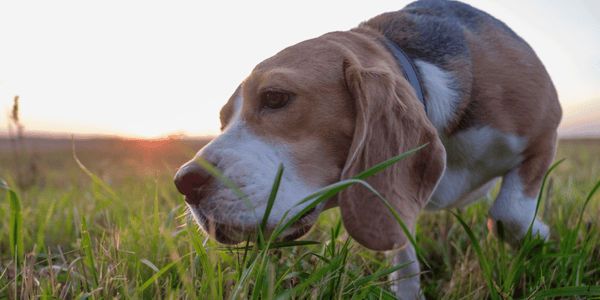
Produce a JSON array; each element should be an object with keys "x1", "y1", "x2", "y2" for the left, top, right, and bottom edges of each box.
[{"x1": 360, "y1": 1, "x2": 561, "y2": 137}]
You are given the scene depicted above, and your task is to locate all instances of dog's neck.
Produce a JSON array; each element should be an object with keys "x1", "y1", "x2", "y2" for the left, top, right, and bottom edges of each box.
[{"x1": 384, "y1": 38, "x2": 427, "y2": 114}]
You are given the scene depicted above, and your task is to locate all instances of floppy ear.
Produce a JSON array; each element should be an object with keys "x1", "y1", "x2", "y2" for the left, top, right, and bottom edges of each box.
[{"x1": 340, "y1": 61, "x2": 446, "y2": 251}]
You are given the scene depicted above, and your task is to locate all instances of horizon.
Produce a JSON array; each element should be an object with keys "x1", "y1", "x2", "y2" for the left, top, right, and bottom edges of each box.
[
  {"x1": 1, "y1": 0, "x2": 599, "y2": 139},
  {"x1": 0, "y1": 125, "x2": 598, "y2": 141}
]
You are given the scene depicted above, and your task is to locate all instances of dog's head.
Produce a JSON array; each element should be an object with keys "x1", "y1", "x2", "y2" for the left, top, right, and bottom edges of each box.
[{"x1": 174, "y1": 30, "x2": 445, "y2": 250}]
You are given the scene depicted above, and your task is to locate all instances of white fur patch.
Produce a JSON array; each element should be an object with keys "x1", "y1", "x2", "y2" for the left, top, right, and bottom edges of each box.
[
  {"x1": 425, "y1": 126, "x2": 528, "y2": 210},
  {"x1": 415, "y1": 60, "x2": 460, "y2": 132},
  {"x1": 488, "y1": 168, "x2": 550, "y2": 244}
]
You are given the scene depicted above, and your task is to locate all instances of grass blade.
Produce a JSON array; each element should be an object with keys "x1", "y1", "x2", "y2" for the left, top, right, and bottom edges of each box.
[
  {"x1": 36, "y1": 198, "x2": 57, "y2": 252},
  {"x1": 528, "y1": 285, "x2": 600, "y2": 299},
  {"x1": 187, "y1": 219, "x2": 218, "y2": 298},
  {"x1": 72, "y1": 137, "x2": 120, "y2": 202},
  {"x1": 2, "y1": 180, "x2": 24, "y2": 263},
  {"x1": 136, "y1": 254, "x2": 188, "y2": 295},
  {"x1": 273, "y1": 179, "x2": 366, "y2": 239},
  {"x1": 153, "y1": 172, "x2": 160, "y2": 236},
  {"x1": 451, "y1": 211, "x2": 497, "y2": 300},
  {"x1": 80, "y1": 215, "x2": 99, "y2": 287},
  {"x1": 343, "y1": 262, "x2": 411, "y2": 293},
  {"x1": 527, "y1": 158, "x2": 565, "y2": 242},
  {"x1": 351, "y1": 144, "x2": 427, "y2": 180},
  {"x1": 270, "y1": 145, "x2": 426, "y2": 259},
  {"x1": 275, "y1": 259, "x2": 336, "y2": 300},
  {"x1": 572, "y1": 178, "x2": 600, "y2": 247},
  {"x1": 225, "y1": 240, "x2": 320, "y2": 251},
  {"x1": 230, "y1": 258, "x2": 259, "y2": 300},
  {"x1": 261, "y1": 164, "x2": 284, "y2": 232}
]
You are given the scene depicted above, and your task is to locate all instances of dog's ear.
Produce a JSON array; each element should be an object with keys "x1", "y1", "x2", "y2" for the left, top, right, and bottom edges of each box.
[{"x1": 340, "y1": 60, "x2": 446, "y2": 251}]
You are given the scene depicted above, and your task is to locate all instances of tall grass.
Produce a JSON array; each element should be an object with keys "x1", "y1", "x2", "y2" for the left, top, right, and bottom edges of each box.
[{"x1": 1, "y1": 139, "x2": 599, "y2": 299}]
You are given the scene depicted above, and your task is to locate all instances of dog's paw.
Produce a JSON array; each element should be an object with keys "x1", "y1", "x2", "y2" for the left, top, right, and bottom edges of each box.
[
  {"x1": 487, "y1": 216, "x2": 549, "y2": 247},
  {"x1": 391, "y1": 278, "x2": 424, "y2": 300},
  {"x1": 530, "y1": 217, "x2": 550, "y2": 240}
]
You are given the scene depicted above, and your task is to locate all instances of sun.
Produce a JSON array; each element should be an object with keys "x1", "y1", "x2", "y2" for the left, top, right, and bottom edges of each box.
[{"x1": 124, "y1": 124, "x2": 173, "y2": 139}]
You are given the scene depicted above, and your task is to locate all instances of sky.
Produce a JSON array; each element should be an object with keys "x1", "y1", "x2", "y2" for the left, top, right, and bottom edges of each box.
[{"x1": 0, "y1": 0, "x2": 598, "y2": 139}]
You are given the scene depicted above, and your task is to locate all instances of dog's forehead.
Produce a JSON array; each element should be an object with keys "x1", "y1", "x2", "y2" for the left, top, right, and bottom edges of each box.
[{"x1": 251, "y1": 37, "x2": 344, "y2": 81}]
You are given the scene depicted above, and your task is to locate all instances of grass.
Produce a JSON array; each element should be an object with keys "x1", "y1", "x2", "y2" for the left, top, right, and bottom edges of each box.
[{"x1": 0, "y1": 137, "x2": 599, "y2": 299}]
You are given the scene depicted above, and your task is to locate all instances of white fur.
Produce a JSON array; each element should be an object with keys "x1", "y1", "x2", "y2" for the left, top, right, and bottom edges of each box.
[
  {"x1": 391, "y1": 245, "x2": 424, "y2": 300},
  {"x1": 188, "y1": 94, "x2": 320, "y2": 240},
  {"x1": 488, "y1": 168, "x2": 550, "y2": 244},
  {"x1": 415, "y1": 60, "x2": 460, "y2": 132},
  {"x1": 426, "y1": 126, "x2": 528, "y2": 210}
]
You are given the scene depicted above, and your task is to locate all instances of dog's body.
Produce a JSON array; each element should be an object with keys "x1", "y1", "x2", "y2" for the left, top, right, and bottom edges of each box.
[{"x1": 174, "y1": 1, "x2": 561, "y2": 299}]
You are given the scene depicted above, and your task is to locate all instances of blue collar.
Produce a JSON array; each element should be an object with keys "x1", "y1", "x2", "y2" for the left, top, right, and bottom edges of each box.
[{"x1": 384, "y1": 38, "x2": 427, "y2": 113}]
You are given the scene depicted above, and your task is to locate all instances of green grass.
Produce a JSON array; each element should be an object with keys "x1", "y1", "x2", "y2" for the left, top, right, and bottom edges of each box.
[{"x1": 1, "y1": 138, "x2": 599, "y2": 299}]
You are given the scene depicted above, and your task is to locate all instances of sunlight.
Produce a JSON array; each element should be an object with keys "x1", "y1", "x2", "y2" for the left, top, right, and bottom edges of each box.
[
  {"x1": 1, "y1": 0, "x2": 598, "y2": 138},
  {"x1": 122, "y1": 123, "x2": 177, "y2": 139},
  {"x1": 131, "y1": 138, "x2": 173, "y2": 150}
]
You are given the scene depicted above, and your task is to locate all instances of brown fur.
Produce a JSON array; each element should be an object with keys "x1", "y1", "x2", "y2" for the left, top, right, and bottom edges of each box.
[
  {"x1": 215, "y1": 30, "x2": 446, "y2": 250},
  {"x1": 340, "y1": 53, "x2": 445, "y2": 251},
  {"x1": 462, "y1": 23, "x2": 561, "y2": 198}
]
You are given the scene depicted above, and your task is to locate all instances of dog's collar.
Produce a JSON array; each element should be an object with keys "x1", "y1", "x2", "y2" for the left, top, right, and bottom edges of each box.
[{"x1": 384, "y1": 38, "x2": 427, "y2": 113}]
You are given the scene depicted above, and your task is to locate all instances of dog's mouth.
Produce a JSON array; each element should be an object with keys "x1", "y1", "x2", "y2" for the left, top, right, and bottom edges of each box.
[
  {"x1": 189, "y1": 206, "x2": 239, "y2": 244},
  {"x1": 186, "y1": 198, "x2": 319, "y2": 245}
]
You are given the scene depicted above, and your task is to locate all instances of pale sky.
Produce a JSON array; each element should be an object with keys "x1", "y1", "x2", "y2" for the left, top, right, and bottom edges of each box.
[{"x1": 0, "y1": 0, "x2": 598, "y2": 139}]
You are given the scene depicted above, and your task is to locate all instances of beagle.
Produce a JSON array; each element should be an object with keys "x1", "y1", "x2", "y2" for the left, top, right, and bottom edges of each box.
[{"x1": 174, "y1": 1, "x2": 562, "y2": 299}]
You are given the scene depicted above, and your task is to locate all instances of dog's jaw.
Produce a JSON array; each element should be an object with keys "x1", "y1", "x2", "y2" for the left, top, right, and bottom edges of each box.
[{"x1": 186, "y1": 195, "x2": 322, "y2": 244}]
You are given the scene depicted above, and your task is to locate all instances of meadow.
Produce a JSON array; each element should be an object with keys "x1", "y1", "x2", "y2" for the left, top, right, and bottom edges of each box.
[{"x1": 0, "y1": 136, "x2": 599, "y2": 299}]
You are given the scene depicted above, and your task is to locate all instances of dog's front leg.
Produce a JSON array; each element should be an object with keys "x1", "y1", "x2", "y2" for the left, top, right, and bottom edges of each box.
[{"x1": 390, "y1": 243, "x2": 424, "y2": 300}]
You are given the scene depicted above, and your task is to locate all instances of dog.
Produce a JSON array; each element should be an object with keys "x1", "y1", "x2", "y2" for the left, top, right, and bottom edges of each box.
[{"x1": 174, "y1": 1, "x2": 562, "y2": 299}]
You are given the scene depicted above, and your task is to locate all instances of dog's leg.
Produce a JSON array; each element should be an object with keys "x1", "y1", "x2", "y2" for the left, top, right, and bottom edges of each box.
[
  {"x1": 488, "y1": 168, "x2": 549, "y2": 246},
  {"x1": 488, "y1": 137, "x2": 556, "y2": 246},
  {"x1": 391, "y1": 244, "x2": 425, "y2": 300}
]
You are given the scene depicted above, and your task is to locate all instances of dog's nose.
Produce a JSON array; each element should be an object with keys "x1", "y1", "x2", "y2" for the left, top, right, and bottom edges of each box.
[{"x1": 174, "y1": 161, "x2": 212, "y2": 198}]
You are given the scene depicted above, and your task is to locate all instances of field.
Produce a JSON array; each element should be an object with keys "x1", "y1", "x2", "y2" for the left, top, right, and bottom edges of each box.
[{"x1": 1, "y1": 137, "x2": 599, "y2": 299}]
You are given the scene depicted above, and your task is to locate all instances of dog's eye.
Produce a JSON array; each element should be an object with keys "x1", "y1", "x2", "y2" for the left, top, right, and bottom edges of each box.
[{"x1": 261, "y1": 91, "x2": 291, "y2": 110}]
